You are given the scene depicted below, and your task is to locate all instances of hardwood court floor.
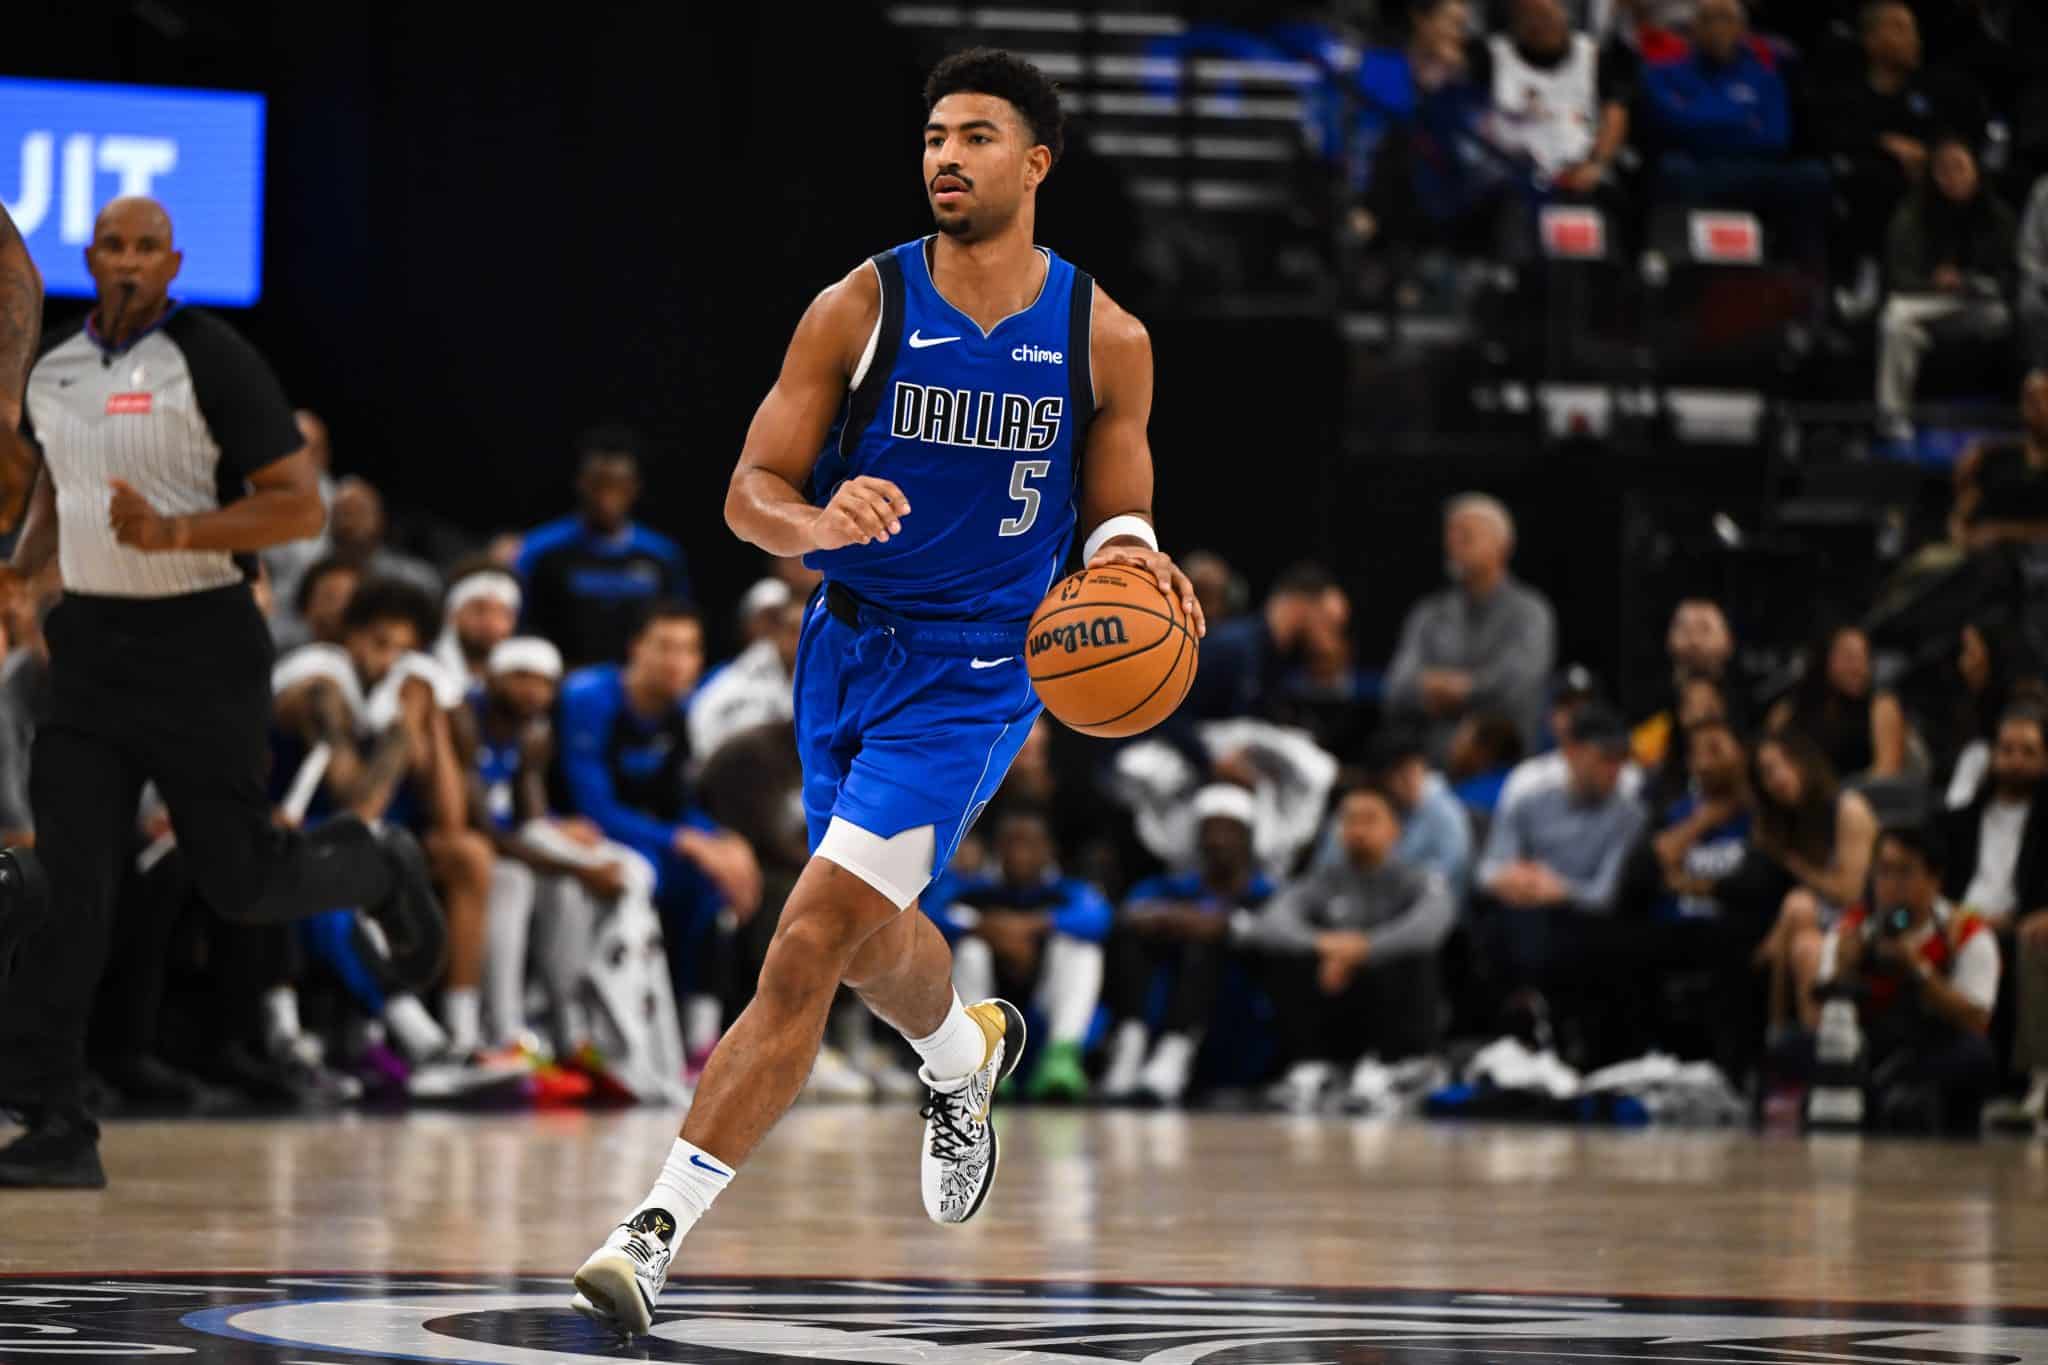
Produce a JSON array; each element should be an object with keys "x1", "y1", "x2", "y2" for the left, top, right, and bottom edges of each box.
[{"x1": 3, "y1": 1107, "x2": 2046, "y2": 1307}]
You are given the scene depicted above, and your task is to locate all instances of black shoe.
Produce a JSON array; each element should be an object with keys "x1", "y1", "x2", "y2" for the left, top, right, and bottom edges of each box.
[
  {"x1": 101, "y1": 1054, "x2": 241, "y2": 1117},
  {"x1": 0, "y1": 1109, "x2": 106, "y2": 1189},
  {"x1": 361, "y1": 826, "x2": 447, "y2": 991},
  {"x1": 0, "y1": 846, "x2": 51, "y2": 989}
]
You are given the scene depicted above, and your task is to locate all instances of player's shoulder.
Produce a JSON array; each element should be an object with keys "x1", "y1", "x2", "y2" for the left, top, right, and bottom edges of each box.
[
  {"x1": 516, "y1": 515, "x2": 584, "y2": 564},
  {"x1": 559, "y1": 663, "x2": 623, "y2": 712},
  {"x1": 1087, "y1": 282, "x2": 1150, "y2": 373},
  {"x1": 625, "y1": 523, "x2": 684, "y2": 564},
  {"x1": 809, "y1": 258, "x2": 885, "y2": 335}
]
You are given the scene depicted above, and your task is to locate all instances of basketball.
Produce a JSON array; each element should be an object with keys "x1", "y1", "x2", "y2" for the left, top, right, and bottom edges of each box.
[{"x1": 1025, "y1": 565, "x2": 1198, "y2": 738}]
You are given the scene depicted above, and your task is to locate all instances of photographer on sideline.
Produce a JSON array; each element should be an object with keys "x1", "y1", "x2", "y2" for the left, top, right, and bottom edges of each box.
[{"x1": 1813, "y1": 823, "x2": 2001, "y2": 1131}]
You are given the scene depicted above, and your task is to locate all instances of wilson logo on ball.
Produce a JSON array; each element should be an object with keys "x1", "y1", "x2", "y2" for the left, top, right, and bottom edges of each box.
[{"x1": 1031, "y1": 616, "x2": 1130, "y2": 656}]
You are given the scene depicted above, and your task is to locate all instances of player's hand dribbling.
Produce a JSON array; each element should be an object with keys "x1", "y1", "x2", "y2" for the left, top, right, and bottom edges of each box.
[
  {"x1": 810, "y1": 476, "x2": 911, "y2": 552},
  {"x1": 1086, "y1": 544, "x2": 1207, "y2": 638}
]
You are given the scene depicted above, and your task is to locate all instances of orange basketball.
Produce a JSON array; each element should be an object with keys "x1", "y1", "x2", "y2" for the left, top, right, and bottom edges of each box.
[{"x1": 1026, "y1": 565, "x2": 1199, "y2": 738}]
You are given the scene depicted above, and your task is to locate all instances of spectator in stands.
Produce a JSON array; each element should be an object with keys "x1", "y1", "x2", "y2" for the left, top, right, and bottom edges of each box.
[
  {"x1": 275, "y1": 556, "x2": 360, "y2": 654},
  {"x1": 1766, "y1": 625, "x2": 1908, "y2": 781},
  {"x1": 2023, "y1": 176, "x2": 2048, "y2": 370},
  {"x1": 1921, "y1": 621, "x2": 2021, "y2": 806},
  {"x1": 689, "y1": 597, "x2": 802, "y2": 764},
  {"x1": 1387, "y1": 493, "x2": 1557, "y2": 757},
  {"x1": 1248, "y1": 783, "x2": 1455, "y2": 1111},
  {"x1": 1468, "y1": 0, "x2": 1637, "y2": 196},
  {"x1": 1633, "y1": 598, "x2": 1737, "y2": 773},
  {"x1": 1100, "y1": 785, "x2": 1274, "y2": 1106},
  {"x1": 1751, "y1": 730, "x2": 1879, "y2": 1033},
  {"x1": 1446, "y1": 710, "x2": 1528, "y2": 816},
  {"x1": 1810, "y1": 823, "x2": 2001, "y2": 1132},
  {"x1": 1182, "y1": 561, "x2": 1348, "y2": 728},
  {"x1": 326, "y1": 475, "x2": 443, "y2": 601},
  {"x1": 1359, "y1": 727, "x2": 1476, "y2": 897},
  {"x1": 1950, "y1": 370, "x2": 2048, "y2": 553},
  {"x1": 1942, "y1": 704, "x2": 2048, "y2": 936},
  {"x1": 1182, "y1": 550, "x2": 1247, "y2": 628},
  {"x1": 1650, "y1": 717, "x2": 1754, "y2": 922},
  {"x1": 555, "y1": 600, "x2": 759, "y2": 1036},
  {"x1": 1813, "y1": 1, "x2": 1984, "y2": 298},
  {"x1": 434, "y1": 563, "x2": 521, "y2": 695},
  {"x1": 1641, "y1": 675, "x2": 1735, "y2": 812},
  {"x1": 1876, "y1": 134, "x2": 2017, "y2": 442},
  {"x1": 517, "y1": 426, "x2": 691, "y2": 670},
  {"x1": 934, "y1": 805, "x2": 1111, "y2": 1104},
  {"x1": 1500, "y1": 665, "x2": 1645, "y2": 813},
  {"x1": 1640, "y1": 0, "x2": 1829, "y2": 266},
  {"x1": 260, "y1": 409, "x2": 338, "y2": 645},
  {"x1": 1478, "y1": 703, "x2": 1648, "y2": 924}
]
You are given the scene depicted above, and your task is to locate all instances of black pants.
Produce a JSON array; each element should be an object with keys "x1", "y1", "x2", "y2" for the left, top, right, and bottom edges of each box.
[
  {"x1": 0, "y1": 586, "x2": 394, "y2": 1113},
  {"x1": 1264, "y1": 953, "x2": 1441, "y2": 1068},
  {"x1": 1107, "y1": 930, "x2": 1228, "y2": 1036}
]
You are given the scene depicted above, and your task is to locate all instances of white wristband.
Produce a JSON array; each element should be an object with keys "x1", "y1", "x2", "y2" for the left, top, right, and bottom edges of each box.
[{"x1": 1083, "y1": 514, "x2": 1158, "y2": 563}]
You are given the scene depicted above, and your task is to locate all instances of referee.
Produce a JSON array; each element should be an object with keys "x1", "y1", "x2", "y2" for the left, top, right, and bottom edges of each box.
[{"x1": 0, "y1": 197, "x2": 445, "y2": 1189}]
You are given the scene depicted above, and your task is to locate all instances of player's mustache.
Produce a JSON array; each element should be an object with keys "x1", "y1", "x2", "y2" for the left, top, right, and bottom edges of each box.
[{"x1": 930, "y1": 167, "x2": 973, "y2": 192}]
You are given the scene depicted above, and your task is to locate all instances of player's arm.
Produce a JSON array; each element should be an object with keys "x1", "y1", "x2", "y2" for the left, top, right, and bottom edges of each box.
[
  {"x1": 725, "y1": 265, "x2": 911, "y2": 556},
  {"x1": 1077, "y1": 287, "x2": 1205, "y2": 637},
  {"x1": 0, "y1": 204, "x2": 42, "y2": 534}
]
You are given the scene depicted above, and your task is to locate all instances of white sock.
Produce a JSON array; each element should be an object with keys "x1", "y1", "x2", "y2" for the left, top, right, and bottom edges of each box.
[
  {"x1": 443, "y1": 986, "x2": 483, "y2": 1054},
  {"x1": 905, "y1": 991, "x2": 986, "y2": 1090},
  {"x1": 261, "y1": 985, "x2": 302, "y2": 1056},
  {"x1": 684, "y1": 994, "x2": 723, "y2": 1055},
  {"x1": 385, "y1": 993, "x2": 449, "y2": 1061},
  {"x1": 1037, "y1": 934, "x2": 1103, "y2": 1045},
  {"x1": 483, "y1": 859, "x2": 538, "y2": 1046},
  {"x1": 628, "y1": 1137, "x2": 734, "y2": 1241}
]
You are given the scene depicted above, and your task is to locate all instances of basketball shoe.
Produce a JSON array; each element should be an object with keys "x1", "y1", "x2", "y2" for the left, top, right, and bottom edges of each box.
[
  {"x1": 571, "y1": 1206, "x2": 678, "y2": 1337},
  {"x1": 920, "y1": 998, "x2": 1026, "y2": 1225}
]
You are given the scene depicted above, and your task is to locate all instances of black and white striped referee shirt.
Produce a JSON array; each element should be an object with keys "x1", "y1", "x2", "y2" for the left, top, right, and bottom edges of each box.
[{"x1": 24, "y1": 306, "x2": 302, "y2": 598}]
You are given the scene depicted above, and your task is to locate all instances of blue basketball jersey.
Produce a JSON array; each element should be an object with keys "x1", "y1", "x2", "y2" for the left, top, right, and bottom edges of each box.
[
  {"x1": 805, "y1": 236, "x2": 1095, "y2": 625},
  {"x1": 470, "y1": 696, "x2": 524, "y2": 832}
]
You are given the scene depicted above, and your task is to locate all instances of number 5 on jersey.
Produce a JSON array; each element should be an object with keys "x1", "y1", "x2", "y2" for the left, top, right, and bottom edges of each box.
[{"x1": 1001, "y1": 459, "x2": 1051, "y2": 537}]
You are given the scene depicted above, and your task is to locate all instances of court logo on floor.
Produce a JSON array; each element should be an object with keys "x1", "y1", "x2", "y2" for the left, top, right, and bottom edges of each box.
[{"x1": 1, "y1": 1273, "x2": 2044, "y2": 1362}]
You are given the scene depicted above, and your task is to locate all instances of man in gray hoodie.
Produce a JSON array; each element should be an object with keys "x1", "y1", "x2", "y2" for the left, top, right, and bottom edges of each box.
[{"x1": 1239, "y1": 784, "x2": 1454, "y2": 1106}]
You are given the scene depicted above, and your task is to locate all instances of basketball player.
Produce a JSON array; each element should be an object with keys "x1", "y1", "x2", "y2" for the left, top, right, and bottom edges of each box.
[{"x1": 570, "y1": 49, "x2": 1204, "y2": 1334}]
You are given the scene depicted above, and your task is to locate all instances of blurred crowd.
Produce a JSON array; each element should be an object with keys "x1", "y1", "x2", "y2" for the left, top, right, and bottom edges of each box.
[
  {"x1": 1271, "y1": 0, "x2": 2048, "y2": 439},
  {"x1": 3, "y1": 361, "x2": 2046, "y2": 1135}
]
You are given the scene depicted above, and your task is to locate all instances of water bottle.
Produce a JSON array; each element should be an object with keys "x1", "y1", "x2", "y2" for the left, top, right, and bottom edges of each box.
[{"x1": 1806, "y1": 996, "x2": 1865, "y2": 1130}]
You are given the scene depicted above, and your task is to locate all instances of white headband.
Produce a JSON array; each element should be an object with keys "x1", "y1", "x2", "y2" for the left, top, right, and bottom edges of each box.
[
  {"x1": 447, "y1": 571, "x2": 522, "y2": 616},
  {"x1": 740, "y1": 577, "x2": 793, "y2": 618},
  {"x1": 488, "y1": 636, "x2": 563, "y2": 682},
  {"x1": 1191, "y1": 783, "x2": 1256, "y2": 830}
]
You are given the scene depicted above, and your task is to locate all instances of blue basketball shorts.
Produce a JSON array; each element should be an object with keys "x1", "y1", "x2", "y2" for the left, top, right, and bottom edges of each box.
[{"x1": 792, "y1": 589, "x2": 1041, "y2": 898}]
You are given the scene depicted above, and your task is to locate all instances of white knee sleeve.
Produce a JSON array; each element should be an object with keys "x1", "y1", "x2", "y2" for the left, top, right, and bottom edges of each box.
[{"x1": 816, "y1": 817, "x2": 934, "y2": 911}]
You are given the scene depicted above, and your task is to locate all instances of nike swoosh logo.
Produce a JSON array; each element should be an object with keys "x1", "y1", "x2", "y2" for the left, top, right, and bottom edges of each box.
[
  {"x1": 58, "y1": 378, "x2": 78, "y2": 388},
  {"x1": 688, "y1": 1153, "x2": 732, "y2": 1178},
  {"x1": 969, "y1": 657, "x2": 1014, "y2": 670},
  {"x1": 907, "y1": 330, "x2": 960, "y2": 349}
]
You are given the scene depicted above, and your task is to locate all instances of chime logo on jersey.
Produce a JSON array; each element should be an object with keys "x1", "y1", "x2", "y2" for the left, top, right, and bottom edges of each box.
[{"x1": 890, "y1": 382, "x2": 1062, "y2": 453}]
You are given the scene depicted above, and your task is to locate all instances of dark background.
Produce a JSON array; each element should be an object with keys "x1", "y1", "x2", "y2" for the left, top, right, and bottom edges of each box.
[{"x1": 12, "y1": 0, "x2": 1778, "y2": 698}]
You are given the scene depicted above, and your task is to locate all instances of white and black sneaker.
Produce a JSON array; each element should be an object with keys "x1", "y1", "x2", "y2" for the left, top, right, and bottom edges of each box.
[
  {"x1": 571, "y1": 1206, "x2": 678, "y2": 1337},
  {"x1": 920, "y1": 998, "x2": 1026, "y2": 1225}
]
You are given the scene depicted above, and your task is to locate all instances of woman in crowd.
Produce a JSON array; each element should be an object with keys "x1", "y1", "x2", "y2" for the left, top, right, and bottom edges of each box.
[
  {"x1": 1767, "y1": 625, "x2": 1909, "y2": 783},
  {"x1": 1748, "y1": 731, "x2": 1879, "y2": 1036},
  {"x1": 1916, "y1": 620, "x2": 2025, "y2": 808}
]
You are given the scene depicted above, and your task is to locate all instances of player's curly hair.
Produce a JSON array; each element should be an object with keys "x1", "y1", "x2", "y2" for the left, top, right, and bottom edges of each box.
[{"x1": 924, "y1": 48, "x2": 1066, "y2": 167}]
